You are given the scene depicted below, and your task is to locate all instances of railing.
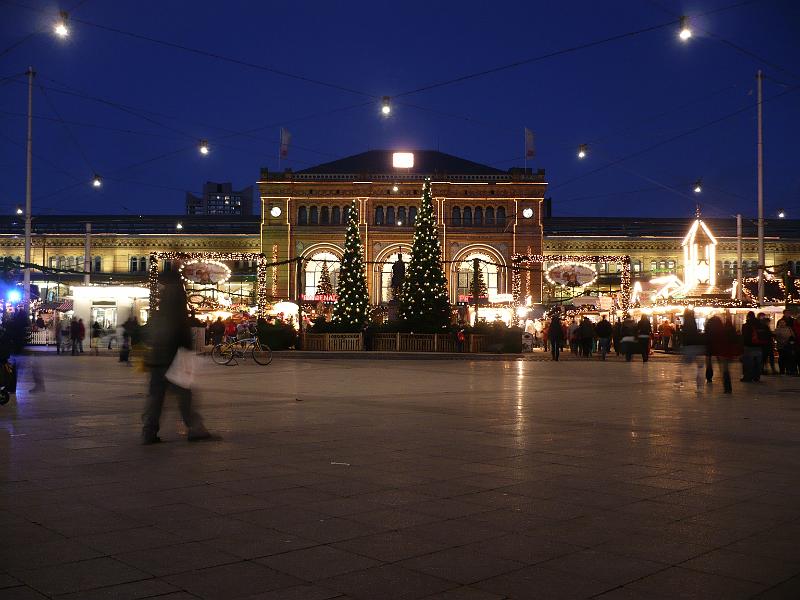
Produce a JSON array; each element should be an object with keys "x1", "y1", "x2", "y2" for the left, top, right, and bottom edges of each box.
[
  {"x1": 302, "y1": 332, "x2": 488, "y2": 353},
  {"x1": 27, "y1": 330, "x2": 53, "y2": 345}
]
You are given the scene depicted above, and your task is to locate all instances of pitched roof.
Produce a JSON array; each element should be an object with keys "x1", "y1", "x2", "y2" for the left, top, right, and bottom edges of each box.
[{"x1": 296, "y1": 150, "x2": 506, "y2": 176}]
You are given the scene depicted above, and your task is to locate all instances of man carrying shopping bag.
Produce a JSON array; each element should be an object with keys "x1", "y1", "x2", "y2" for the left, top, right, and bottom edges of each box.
[{"x1": 142, "y1": 270, "x2": 216, "y2": 444}]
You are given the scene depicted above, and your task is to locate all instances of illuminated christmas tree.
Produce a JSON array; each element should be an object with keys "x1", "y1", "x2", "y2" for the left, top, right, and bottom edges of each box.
[
  {"x1": 469, "y1": 266, "x2": 488, "y2": 301},
  {"x1": 399, "y1": 178, "x2": 450, "y2": 330},
  {"x1": 316, "y1": 259, "x2": 334, "y2": 296},
  {"x1": 332, "y1": 200, "x2": 369, "y2": 329}
]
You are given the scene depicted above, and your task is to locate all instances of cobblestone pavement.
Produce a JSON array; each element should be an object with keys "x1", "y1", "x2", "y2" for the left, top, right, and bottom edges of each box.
[{"x1": 1, "y1": 355, "x2": 799, "y2": 599}]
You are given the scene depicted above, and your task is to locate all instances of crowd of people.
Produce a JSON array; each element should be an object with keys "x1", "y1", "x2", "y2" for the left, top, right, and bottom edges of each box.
[{"x1": 543, "y1": 308, "x2": 800, "y2": 392}]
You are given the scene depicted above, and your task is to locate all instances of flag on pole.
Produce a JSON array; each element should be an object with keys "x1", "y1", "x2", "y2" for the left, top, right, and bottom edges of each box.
[
  {"x1": 524, "y1": 128, "x2": 535, "y2": 159},
  {"x1": 279, "y1": 127, "x2": 291, "y2": 159}
]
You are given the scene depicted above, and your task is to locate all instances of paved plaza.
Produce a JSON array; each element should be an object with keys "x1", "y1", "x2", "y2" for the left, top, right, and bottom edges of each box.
[{"x1": 1, "y1": 355, "x2": 799, "y2": 599}]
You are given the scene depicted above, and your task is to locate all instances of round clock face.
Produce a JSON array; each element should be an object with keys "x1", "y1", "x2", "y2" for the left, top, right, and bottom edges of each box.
[
  {"x1": 522, "y1": 207, "x2": 534, "y2": 219},
  {"x1": 270, "y1": 206, "x2": 282, "y2": 218}
]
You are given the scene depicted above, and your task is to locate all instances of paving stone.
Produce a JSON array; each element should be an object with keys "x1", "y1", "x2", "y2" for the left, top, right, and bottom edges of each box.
[
  {"x1": 165, "y1": 561, "x2": 303, "y2": 599},
  {"x1": 114, "y1": 541, "x2": 240, "y2": 576},
  {"x1": 257, "y1": 545, "x2": 381, "y2": 581},
  {"x1": 680, "y1": 548, "x2": 800, "y2": 585},
  {"x1": 332, "y1": 531, "x2": 453, "y2": 563},
  {"x1": 624, "y1": 565, "x2": 767, "y2": 599},
  {"x1": 399, "y1": 546, "x2": 525, "y2": 585},
  {"x1": 319, "y1": 564, "x2": 455, "y2": 600},
  {"x1": 473, "y1": 565, "x2": 613, "y2": 599},
  {"x1": 56, "y1": 579, "x2": 179, "y2": 600},
  {"x1": 13, "y1": 557, "x2": 150, "y2": 596}
]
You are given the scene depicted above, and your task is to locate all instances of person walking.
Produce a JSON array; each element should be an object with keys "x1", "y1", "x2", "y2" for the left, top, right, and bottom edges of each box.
[
  {"x1": 757, "y1": 313, "x2": 776, "y2": 375},
  {"x1": 741, "y1": 311, "x2": 763, "y2": 382},
  {"x1": 678, "y1": 309, "x2": 706, "y2": 388},
  {"x1": 708, "y1": 313, "x2": 741, "y2": 393},
  {"x1": 567, "y1": 318, "x2": 579, "y2": 355},
  {"x1": 612, "y1": 319, "x2": 622, "y2": 356},
  {"x1": 77, "y1": 319, "x2": 86, "y2": 353},
  {"x1": 579, "y1": 317, "x2": 595, "y2": 358},
  {"x1": 774, "y1": 317, "x2": 795, "y2": 375},
  {"x1": 142, "y1": 270, "x2": 214, "y2": 445},
  {"x1": 636, "y1": 315, "x2": 652, "y2": 362},
  {"x1": 621, "y1": 316, "x2": 637, "y2": 361},
  {"x1": 548, "y1": 314, "x2": 564, "y2": 361},
  {"x1": 595, "y1": 315, "x2": 612, "y2": 360},
  {"x1": 54, "y1": 317, "x2": 62, "y2": 355},
  {"x1": 69, "y1": 318, "x2": 80, "y2": 355}
]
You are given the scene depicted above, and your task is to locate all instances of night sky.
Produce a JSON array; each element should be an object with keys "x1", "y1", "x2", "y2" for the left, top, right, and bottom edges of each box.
[{"x1": 1, "y1": 0, "x2": 798, "y2": 219}]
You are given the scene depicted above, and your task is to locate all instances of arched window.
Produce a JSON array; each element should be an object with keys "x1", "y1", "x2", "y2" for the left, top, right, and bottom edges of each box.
[
  {"x1": 452, "y1": 207, "x2": 461, "y2": 226},
  {"x1": 650, "y1": 260, "x2": 658, "y2": 273},
  {"x1": 667, "y1": 260, "x2": 675, "y2": 273},
  {"x1": 140, "y1": 257, "x2": 148, "y2": 272},
  {"x1": 658, "y1": 260, "x2": 666, "y2": 271},
  {"x1": 163, "y1": 260, "x2": 173, "y2": 272},
  {"x1": 309, "y1": 206, "x2": 319, "y2": 225},
  {"x1": 485, "y1": 207, "x2": 494, "y2": 225},
  {"x1": 456, "y1": 253, "x2": 500, "y2": 300},
  {"x1": 304, "y1": 251, "x2": 340, "y2": 298},
  {"x1": 474, "y1": 207, "x2": 483, "y2": 226},
  {"x1": 375, "y1": 206, "x2": 384, "y2": 225},
  {"x1": 130, "y1": 257, "x2": 138, "y2": 272},
  {"x1": 463, "y1": 207, "x2": 473, "y2": 226},
  {"x1": 57, "y1": 256, "x2": 65, "y2": 270},
  {"x1": 380, "y1": 251, "x2": 411, "y2": 303},
  {"x1": 409, "y1": 206, "x2": 418, "y2": 225},
  {"x1": 298, "y1": 206, "x2": 307, "y2": 225},
  {"x1": 66, "y1": 256, "x2": 75, "y2": 270},
  {"x1": 397, "y1": 206, "x2": 407, "y2": 225},
  {"x1": 320, "y1": 206, "x2": 330, "y2": 224},
  {"x1": 332, "y1": 206, "x2": 341, "y2": 224},
  {"x1": 723, "y1": 260, "x2": 731, "y2": 275},
  {"x1": 386, "y1": 206, "x2": 395, "y2": 225},
  {"x1": 93, "y1": 256, "x2": 102, "y2": 273},
  {"x1": 496, "y1": 206, "x2": 506, "y2": 225}
]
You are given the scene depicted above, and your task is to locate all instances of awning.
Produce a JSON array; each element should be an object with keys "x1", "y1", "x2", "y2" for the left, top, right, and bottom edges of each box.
[{"x1": 56, "y1": 299, "x2": 73, "y2": 312}]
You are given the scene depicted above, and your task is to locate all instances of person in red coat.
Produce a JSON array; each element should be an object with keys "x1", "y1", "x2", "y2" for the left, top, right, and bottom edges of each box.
[{"x1": 708, "y1": 313, "x2": 742, "y2": 393}]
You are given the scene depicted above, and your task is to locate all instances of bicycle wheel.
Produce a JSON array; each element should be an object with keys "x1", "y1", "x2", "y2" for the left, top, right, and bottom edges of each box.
[
  {"x1": 211, "y1": 343, "x2": 235, "y2": 365},
  {"x1": 250, "y1": 340, "x2": 273, "y2": 365}
]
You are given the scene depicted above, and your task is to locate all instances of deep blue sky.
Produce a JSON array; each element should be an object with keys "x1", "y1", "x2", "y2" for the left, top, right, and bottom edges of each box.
[{"x1": 0, "y1": 0, "x2": 798, "y2": 218}]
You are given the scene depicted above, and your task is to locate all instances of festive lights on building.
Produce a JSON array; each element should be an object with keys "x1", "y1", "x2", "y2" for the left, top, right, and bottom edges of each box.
[
  {"x1": 682, "y1": 217, "x2": 717, "y2": 291},
  {"x1": 178, "y1": 259, "x2": 232, "y2": 286}
]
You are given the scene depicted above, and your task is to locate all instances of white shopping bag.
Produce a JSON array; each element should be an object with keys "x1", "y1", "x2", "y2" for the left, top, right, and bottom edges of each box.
[{"x1": 165, "y1": 347, "x2": 195, "y2": 389}]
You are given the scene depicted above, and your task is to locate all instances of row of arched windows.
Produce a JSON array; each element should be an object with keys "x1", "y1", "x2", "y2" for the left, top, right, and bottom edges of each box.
[
  {"x1": 297, "y1": 205, "x2": 351, "y2": 225},
  {"x1": 451, "y1": 206, "x2": 506, "y2": 227},
  {"x1": 374, "y1": 206, "x2": 417, "y2": 226},
  {"x1": 49, "y1": 256, "x2": 102, "y2": 272},
  {"x1": 129, "y1": 256, "x2": 149, "y2": 272},
  {"x1": 723, "y1": 260, "x2": 758, "y2": 276}
]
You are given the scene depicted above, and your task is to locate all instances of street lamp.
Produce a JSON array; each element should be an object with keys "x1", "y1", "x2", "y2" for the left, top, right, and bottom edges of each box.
[
  {"x1": 92, "y1": 174, "x2": 102, "y2": 188},
  {"x1": 15, "y1": 206, "x2": 23, "y2": 216},
  {"x1": 54, "y1": 11, "x2": 69, "y2": 38},
  {"x1": 693, "y1": 179, "x2": 702, "y2": 194},
  {"x1": 381, "y1": 96, "x2": 392, "y2": 116},
  {"x1": 778, "y1": 209, "x2": 786, "y2": 219},
  {"x1": 679, "y1": 16, "x2": 692, "y2": 41},
  {"x1": 176, "y1": 222, "x2": 183, "y2": 230},
  {"x1": 577, "y1": 144, "x2": 587, "y2": 159},
  {"x1": 199, "y1": 139, "x2": 209, "y2": 155}
]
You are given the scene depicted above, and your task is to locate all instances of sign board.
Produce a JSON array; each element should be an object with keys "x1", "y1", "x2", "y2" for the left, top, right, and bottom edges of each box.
[
  {"x1": 545, "y1": 263, "x2": 597, "y2": 288},
  {"x1": 180, "y1": 259, "x2": 231, "y2": 285},
  {"x1": 300, "y1": 294, "x2": 337, "y2": 302}
]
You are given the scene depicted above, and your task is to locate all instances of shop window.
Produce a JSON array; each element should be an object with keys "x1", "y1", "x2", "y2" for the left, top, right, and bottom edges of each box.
[
  {"x1": 375, "y1": 206, "x2": 384, "y2": 225},
  {"x1": 409, "y1": 206, "x2": 417, "y2": 225},
  {"x1": 297, "y1": 206, "x2": 307, "y2": 225},
  {"x1": 163, "y1": 260, "x2": 173, "y2": 272},
  {"x1": 485, "y1": 207, "x2": 495, "y2": 225},
  {"x1": 332, "y1": 206, "x2": 341, "y2": 224},
  {"x1": 496, "y1": 206, "x2": 506, "y2": 225},
  {"x1": 397, "y1": 207, "x2": 406, "y2": 225},
  {"x1": 463, "y1": 207, "x2": 473, "y2": 226},
  {"x1": 304, "y1": 252, "x2": 340, "y2": 299},
  {"x1": 321, "y1": 206, "x2": 330, "y2": 224},
  {"x1": 309, "y1": 206, "x2": 318, "y2": 225},
  {"x1": 474, "y1": 207, "x2": 483, "y2": 226},
  {"x1": 386, "y1": 206, "x2": 395, "y2": 225},
  {"x1": 451, "y1": 207, "x2": 461, "y2": 226}
]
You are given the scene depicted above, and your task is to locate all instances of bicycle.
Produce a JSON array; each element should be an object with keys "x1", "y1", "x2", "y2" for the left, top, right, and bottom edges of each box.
[{"x1": 211, "y1": 336, "x2": 272, "y2": 366}]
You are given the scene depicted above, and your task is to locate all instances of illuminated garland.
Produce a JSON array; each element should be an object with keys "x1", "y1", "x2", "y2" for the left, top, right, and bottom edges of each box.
[
  {"x1": 543, "y1": 262, "x2": 598, "y2": 288},
  {"x1": 149, "y1": 251, "x2": 269, "y2": 317},
  {"x1": 512, "y1": 254, "x2": 632, "y2": 320},
  {"x1": 271, "y1": 244, "x2": 279, "y2": 297},
  {"x1": 652, "y1": 297, "x2": 757, "y2": 309},
  {"x1": 739, "y1": 276, "x2": 792, "y2": 305}
]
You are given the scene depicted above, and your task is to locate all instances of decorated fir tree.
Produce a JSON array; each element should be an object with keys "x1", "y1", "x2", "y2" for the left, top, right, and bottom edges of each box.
[
  {"x1": 316, "y1": 259, "x2": 334, "y2": 296},
  {"x1": 469, "y1": 266, "x2": 488, "y2": 301},
  {"x1": 399, "y1": 178, "x2": 450, "y2": 330},
  {"x1": 331, "y1": 199, "x2": 369, "y2": 329}
]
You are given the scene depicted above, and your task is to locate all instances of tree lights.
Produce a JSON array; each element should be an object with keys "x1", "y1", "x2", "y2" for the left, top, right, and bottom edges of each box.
[
  {"x1": 331, "y1": 199, "x2": 369, "y2": 329},
  {"x1": 399, "y1": 178, "x2": 450, "y2": 330}
]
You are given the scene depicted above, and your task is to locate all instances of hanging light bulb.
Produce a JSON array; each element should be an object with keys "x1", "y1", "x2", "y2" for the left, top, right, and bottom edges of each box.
[
  {"x1": 778, "y1": 209, "x2": 786, "y2": 219},
  {"x1": 54, "y1": 11, "x2": 69, "y2": 38},
  {"x1": 92, "y1": 174, "x2": 102, "y2": 188},
  {"x1": 679, "y1": 16, "x2": 692, "y2": 41},
  {"x1": 15, "y1": 206, "x2": 23, "y2": 216},
  {"x1": 577, "y1": 144, "x2": 587, "y2": 159},
  {"x1": 176, "y1": 222, "x2": 183, "y2": 230},
  {"x1": 199, "y1": 139, "x2": 209, "y2": 155},
  {"x1": 693, "y1": 179, "x2": 702, "y2": 194},
  {"x1": 381, "y1": 96, "x2": 392, "y2": 116}
]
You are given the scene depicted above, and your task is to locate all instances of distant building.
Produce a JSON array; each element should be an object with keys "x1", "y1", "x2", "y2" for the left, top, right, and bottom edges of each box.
[{"x1": 186, "y1": 181, "x2": 253, "y2": 216}]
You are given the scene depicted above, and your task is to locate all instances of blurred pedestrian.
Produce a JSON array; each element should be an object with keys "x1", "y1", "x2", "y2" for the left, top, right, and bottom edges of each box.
[
  {"x1": 579, "y1": 317, "x2": 595, "y2": 358},
  {"x1": 678, "y1": 309, "x2": 706, "y2": 388},
  {"x1": 142, "y1": 270, "x2": 214, "y2": 444},
  {"x1": 774, "y1": 317, "x2": 795, "y2": 375},
  {"x1": 568, "y1": 318, "x2": 579, "y2": 355},
  {"x1": 708, "y1": 313, "x2": 741, "y2": 393},
  {"x1": 548, "y1": 313, "x2": 564, "y2": 361},
  {"x1": 741, "y1": 311, "x2": 763, "y2": 382},
  {"x1": 54, "y1": 316, "x2": 63, "y2": 355},
  {"x1": 757, "y1": 313, "x2": 776, "y2": 375},
  {"x1": 636, "y1": 315, "x2": 652, "y2": 362},
  {"x1": 621, "y1": 315, "x2": 637, "y2": 361},
  {"x1": 69, "y1": 318, "x2": 80, "y2": 355},
  {"x1": 595, "y1": 315, "x2": 612, "y2": 360}
]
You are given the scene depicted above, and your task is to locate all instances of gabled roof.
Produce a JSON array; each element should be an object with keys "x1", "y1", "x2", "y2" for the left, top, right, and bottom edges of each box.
[{"x1": 296, "y1": 150, "x2": 507, "y2": 176}]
